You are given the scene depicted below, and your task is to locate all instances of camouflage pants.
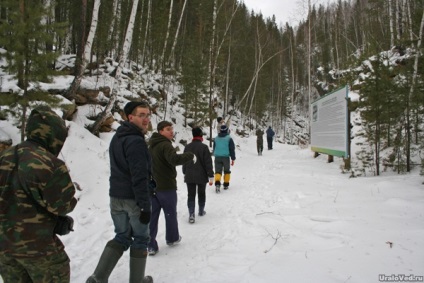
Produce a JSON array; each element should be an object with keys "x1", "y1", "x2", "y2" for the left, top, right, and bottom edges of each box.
[
  {"x1": 257, "y1": 139, "x2": 263, "y2": 153},
  {"x1": 0, "y1": 251, "x2": 70, "y2": 283}
]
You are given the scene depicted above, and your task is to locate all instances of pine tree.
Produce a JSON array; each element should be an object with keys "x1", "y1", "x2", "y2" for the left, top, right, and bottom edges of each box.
[{"x1": 0, "y1": 0, "x2": 66, "y2": 140}]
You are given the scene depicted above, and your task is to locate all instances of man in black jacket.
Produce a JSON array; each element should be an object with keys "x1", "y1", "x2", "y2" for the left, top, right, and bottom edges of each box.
[
  {"x1": 147, "y1": 121, "x2": 195, "y2": 255},
  {"x1": 87, "y1": 101, "x2": 153, "y2": 283},
  {"x1": 183, "y1": 127, "x2": 214, "y2": 223}
]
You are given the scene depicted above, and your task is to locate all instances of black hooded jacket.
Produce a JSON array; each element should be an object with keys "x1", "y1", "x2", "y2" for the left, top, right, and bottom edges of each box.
[{"x1": 109, "y1": 121, "x2": 152, "y2": 212}]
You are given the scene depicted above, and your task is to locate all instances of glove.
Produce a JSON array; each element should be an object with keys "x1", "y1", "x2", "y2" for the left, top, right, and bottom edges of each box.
[
  {"x1": 231, "y1": 160, "x2": 234, "y2": 166},
  {"x1": 139, "y1": 211, "x2": 151, "y2": 224},
  {"x1": 192, "y1": 154, "x2": 197, "y2": 164},
  {"x1": 149, "y1": 179, "x2": 157, "y2": 196},
  {"x1": 208, "y1": 177, "x2": 214, "y2": 186},
  {"x1": 53, "y1": 215, "x2": 74, "y2": 235}
]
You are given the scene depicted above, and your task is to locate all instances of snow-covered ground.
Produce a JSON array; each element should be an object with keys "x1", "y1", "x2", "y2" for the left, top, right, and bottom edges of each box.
[
  {"x1": 24, "y1": 121, "x2": 423, "y2": 283},
  {"x1": 1, "y1": 110, "x2": 423, "y2": 283}
]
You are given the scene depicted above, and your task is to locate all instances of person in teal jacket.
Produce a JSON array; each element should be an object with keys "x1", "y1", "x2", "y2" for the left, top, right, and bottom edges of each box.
[{"x1": 212, "y1": 125, "x2": 236, "y2": 193}]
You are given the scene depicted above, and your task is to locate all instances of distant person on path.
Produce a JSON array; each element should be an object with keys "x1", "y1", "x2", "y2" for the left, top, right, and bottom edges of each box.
[
  {"x1": 148, "y1": 121, "x2": 196, "y2": 255},
  {"x1": 266, "y1": 126, "x2": 275, "y2": 150},
  {"x1": 216, "y1": 117, "x2": 224, "y2": 134},
  {"x1": 256, "y1": 128, "x2": 264, "y2": 156},
  {"x1": 213, "y1": 125, "x2": 236, "y2": 193},
  {"x1": 0, "y1": 106, "x2": 78, "y2": 283},
  {"x1": 183, "y1": 127, "x2": 214, "y2": 223},
  {"x1": 216, "y1": 116, "x2": 231, "y2": 134},
  {"x1": 86, "y1": 101, "x2": 153, "y2": 283}
]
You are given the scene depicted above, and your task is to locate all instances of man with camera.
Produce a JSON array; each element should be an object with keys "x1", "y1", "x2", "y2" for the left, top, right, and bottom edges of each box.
[{"x1": 0, "y1": 106, "x2": 78, "y2": 282}]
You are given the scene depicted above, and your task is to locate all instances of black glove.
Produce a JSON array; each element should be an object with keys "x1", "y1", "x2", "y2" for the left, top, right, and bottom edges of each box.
[
  {"x1": 54, "y1": 215, "x2": 74, "y2": 235},
  {"x1": 139, "y1": 211, "x2": 151, "y2": 224},
  {"x1": 149, "y1": 179, "x2": 157, "y2": 196}
]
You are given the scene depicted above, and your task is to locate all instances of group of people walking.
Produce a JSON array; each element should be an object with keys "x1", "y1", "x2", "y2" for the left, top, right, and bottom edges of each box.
[{"x1": 0, "y1": 102, "x2": 238, "y2": 283}]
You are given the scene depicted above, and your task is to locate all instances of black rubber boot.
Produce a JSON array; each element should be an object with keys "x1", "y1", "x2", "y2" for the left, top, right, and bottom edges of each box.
[{"x1": 86, "y1": 240, "x2": 125, "y2": 283}]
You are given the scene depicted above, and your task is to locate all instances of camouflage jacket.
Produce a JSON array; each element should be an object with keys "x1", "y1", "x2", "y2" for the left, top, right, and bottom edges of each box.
[{"x1": 0, "y1": 107, "x2": 77, "y2": 258}]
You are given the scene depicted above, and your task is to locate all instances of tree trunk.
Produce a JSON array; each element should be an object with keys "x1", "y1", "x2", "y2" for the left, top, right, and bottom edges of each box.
[
  {"x1": 108, "y1": 0, "x2": 119, "y2": 58},
  {"x1": 159, "y1": 0, "x2": 173, "y2": 70},
  {"x1": 208, "y1": 0, "x2": 217, "y2": 147},
  {"x1": 389, "y1": 0, "x2": 395, "y2": 47},
  {"x1": 168, "y1": 0, "x2": 187, "y2": 68},
  {"x1": 65, "y1": 0, "x2": 100, "y2": 101},
  {"x1": 89, "y1": 0, "x2": 140, "y2": 136},
  {"x1": 405, "y1": 5, "x2": 424, "y2": 172},
  {"x1": 141, "y1": 0, "x2": 151, "y2": 67}
]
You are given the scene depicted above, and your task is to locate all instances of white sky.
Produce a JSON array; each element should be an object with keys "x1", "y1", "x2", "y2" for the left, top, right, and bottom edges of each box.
[{"x1": 242, "y1": 0, "x2": 337, "y2": 26}]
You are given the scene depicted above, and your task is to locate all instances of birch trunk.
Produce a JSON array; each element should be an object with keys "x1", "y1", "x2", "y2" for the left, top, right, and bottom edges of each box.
[
  {"x1": 159, "y1": 0, "x2": 173, "y2": 70},
  {"x1": 406, "y1": 0, "x2": 414, "y2": 48},
  {"x1": 141, "y1": 0, "x2": 151, "y2": 66},
  {"x1": 405, "y1": 6, "x2": 424, "y2": 172},
  {"x1": 395, "y1": 0, "x2": 401, "y2": 41},
  {"x1": 89, "y1": 0, "x2": 140, "y2": 135},
  {"x1": 65, "y1": 0, "x2": 101, "y2": 101},
  {"x1": 108, "y1": 0, "x2": 119, "y2": 58},
  {"x1": 169, "y1": 0, "x2": 188, "y2": 68},
  {"x1": 389, "y1": 0, "x2": 395, "y2": 47},
  {"x1": 208, "y1": 0, "x2": 218, "y2": 147}
]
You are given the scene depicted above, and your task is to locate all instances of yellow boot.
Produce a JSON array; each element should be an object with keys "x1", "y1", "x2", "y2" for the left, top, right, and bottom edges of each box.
[
  {"x1": 214, "y1": 173, "x2": 222, "y2": 193},
  {"x1": 223, "y1": 173, "x2": 231, "y2": 190}
]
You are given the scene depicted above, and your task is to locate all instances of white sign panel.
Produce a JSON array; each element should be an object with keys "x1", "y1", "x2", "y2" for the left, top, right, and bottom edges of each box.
[{"x1": 311, "y1": 86, "x2": 349, "y2": 158}]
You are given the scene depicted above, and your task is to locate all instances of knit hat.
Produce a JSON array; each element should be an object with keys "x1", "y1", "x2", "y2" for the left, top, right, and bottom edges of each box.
[
  {"x1": 220, "y1": 125, "x2": 228, "y2": 133},
  {"x1": 192, "y1": 127, "x2": 203, "y2": 137},
  {"x1": 124, "y1": 101, "x2": 149, "y2": 117}
]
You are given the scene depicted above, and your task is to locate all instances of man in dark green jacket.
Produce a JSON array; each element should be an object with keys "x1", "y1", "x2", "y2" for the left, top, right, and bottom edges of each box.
[
  {"x1": 147, "y1": 121, "x2": 195, "y2": 255},
  {"x1": 0, "y1": 106, "x2": 77, "y2": 283}
]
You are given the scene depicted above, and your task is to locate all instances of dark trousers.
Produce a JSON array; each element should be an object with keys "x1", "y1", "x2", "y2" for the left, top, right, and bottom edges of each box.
[
  {"x1": 186, "y1": 183, "x2": 206, "y2": 214},
  {"x1": 267, "y1": 137, "x2": 273, "y2": 149},
  {"x1": 257, "y1": 139, "x2": 263, "y2": 154},
  {"x1": 148, "y1": 190, "x2": 179, "y2": 250}
]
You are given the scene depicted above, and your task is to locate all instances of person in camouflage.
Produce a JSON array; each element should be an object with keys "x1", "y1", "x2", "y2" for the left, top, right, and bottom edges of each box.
[
  {"x1": 0, "y1": 106, "x2": 78, "y2": 283},
  {"x1": 256, "y1": 128, "x2": 264, "y2": 156}
]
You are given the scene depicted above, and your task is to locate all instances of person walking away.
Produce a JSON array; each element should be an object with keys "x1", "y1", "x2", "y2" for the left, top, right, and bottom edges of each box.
[
  {"x1": 266, "y1": 126, "x2": 275, "y2": 150},
  {"x1": 256, "y1": 128, "x2": 264, "y2": 156},
  {"x1": 182, "y1": 127, "x2": 214, "y2": 223},
  {"x1": 0, "y1": 106, "x2": 78, "y2": 283},
  {"x1": 213, "y1": 125, "x2": 236, "y2": 193},
  {"x1": 86, "y1": 101, "x2": 154, "y2": 283},
  {"x1": 148, "y1": 121, "x2": 196, "y2": 255},
  {"x1": 216, "y1": 117, "x2": 224, "y2": 134}
]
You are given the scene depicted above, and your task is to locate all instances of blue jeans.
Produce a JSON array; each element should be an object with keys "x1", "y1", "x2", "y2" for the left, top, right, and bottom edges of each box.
[{"x1": 110, "y1": 197, "x2": 150, "y2": 250}]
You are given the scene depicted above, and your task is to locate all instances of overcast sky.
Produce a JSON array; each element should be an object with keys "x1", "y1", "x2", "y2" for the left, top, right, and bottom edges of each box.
[{"x1": 242, "y1": 0, "x2": 336, "y2": 27}]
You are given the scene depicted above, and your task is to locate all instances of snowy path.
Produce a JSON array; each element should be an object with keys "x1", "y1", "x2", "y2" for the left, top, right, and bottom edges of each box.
[{"x1": 80, "y1": 136, "x2": 421, "y2": 283}]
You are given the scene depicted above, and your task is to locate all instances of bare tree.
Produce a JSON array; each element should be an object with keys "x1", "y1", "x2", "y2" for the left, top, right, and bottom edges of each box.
[
  {"x1": 108, "y1": 0, "x2": 120, "y2": 58},
  {"x1": 141, "y1": 0, "x2": 151, "y2": 67},
  {"x1": 208, "y1": 0, "x2": 218, "y2": 147},
  {"x1": 168, "y1": 0, "x2": 188, "y2": 68},
  {"x1": 389, "y1": 0, "x2": 395, "y2": 47},
  {"x1": 159, "y1": 0, "x2": 174, "y2": 70},
  {"x1": 89, "y1": 0, "x2": 140, "y2": 135},
  {"x1": 65, "y1": 0, "x2": 101, "y2": 101},
  {"x1": 405, "y1": 5, "x2": 424, "y2": 172}
]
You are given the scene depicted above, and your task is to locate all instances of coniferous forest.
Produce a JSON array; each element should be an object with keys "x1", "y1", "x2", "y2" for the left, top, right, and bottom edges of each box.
[{"x1": 0, "y1": 0, "x2": 423, "y2": 175}]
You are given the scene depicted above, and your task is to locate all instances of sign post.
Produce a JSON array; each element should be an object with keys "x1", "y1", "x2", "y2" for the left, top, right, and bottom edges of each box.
[{"x1": 311, "y1": 86, "x2": 350, "y2": 166}]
